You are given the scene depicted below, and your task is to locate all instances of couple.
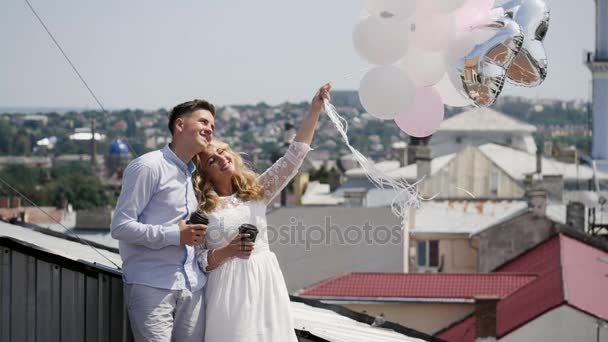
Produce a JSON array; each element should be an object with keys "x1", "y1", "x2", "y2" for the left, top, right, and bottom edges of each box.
[{"x1": 111, "y1": 83, "x2": 331, "y2": 341}]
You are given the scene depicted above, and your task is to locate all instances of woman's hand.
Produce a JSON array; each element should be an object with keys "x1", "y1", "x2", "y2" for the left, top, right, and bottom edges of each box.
[
  {"x1": 223, "y1": 234, "x2": 255, "y2": 258},
  {"x1": 310, "y1": 83, "x2": 332, "y2": 115},
  {"x1": 206, "y1": 234, "x2": 255, "y2": 270}
]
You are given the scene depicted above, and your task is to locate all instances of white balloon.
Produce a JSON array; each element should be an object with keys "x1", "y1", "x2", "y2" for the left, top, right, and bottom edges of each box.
[
  {"x1": 417, "y1": 0, "x2": 467, "y2": 13},
  {"x1": 408, "y1": 12, "x2": 455, "y2": 52},
  {"x1": 359, "y1": 66, "x2": 416, "y2": 120},
  {"x1": 452, "y1": 0, "x2": 497, "y2": 32},
  {"x1": 398, "y1": 46, "x2": 446, "y2": 86},
  {"x1": 433, "y1": 71, "x2": 473, "y2": 107},
  {"x1": 353, "y1": 17, "x2": 410, "y2": 65},
  {"x1": 364, "y1": 0, "x2": 417, "y2": 20}
]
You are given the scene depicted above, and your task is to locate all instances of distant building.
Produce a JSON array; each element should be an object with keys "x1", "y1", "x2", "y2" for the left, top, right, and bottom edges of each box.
[
  {"x1": 299, "y1": 228, "x2": 608, "y2": 342},
  {"x1": 106, "y1": 139, "x2": 132, "y2": 178},
  {"x1": 437, "y1": 230, "x2": 608, "y2": 342},
  {"x1": 334, "y1": 143, "x2": 608, "y2": 204},
  {"x1": 430, "y1": 107, "x2": 537, "y2": 158},
  {"x1": 69, "y1": 127, "x2": 105, "y2": 141},
  {"x1": 0, "y1": 156, "x2": 52, "y2": 170},
  {"x1": 586, "y1": 0, "x2": 608, "y2": 165}
]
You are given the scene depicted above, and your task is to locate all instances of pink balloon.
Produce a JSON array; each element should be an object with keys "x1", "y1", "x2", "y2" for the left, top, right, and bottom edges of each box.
[{"x1": 394, "y1": 87, "x2": 445, "y2": 137}]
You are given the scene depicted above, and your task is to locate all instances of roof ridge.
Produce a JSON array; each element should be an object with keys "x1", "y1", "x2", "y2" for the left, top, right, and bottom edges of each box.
[
  {"x1": 295, "y1": 272, "x2": 354, "y2": 295},
  {"x1": 345, "y1": 272, "x2": 538, "y2": 277},
  {"x1": 439, "y1": 107, "x2": 536, "y2": 132}
]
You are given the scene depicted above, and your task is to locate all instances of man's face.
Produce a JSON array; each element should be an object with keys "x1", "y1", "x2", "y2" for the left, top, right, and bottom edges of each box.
[{"x1": 177, "y1": 109, "x2": 215, "y2": 149}]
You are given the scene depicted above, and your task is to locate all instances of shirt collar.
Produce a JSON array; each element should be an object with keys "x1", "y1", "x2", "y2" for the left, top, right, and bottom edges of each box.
[{"x1": 162, "y1": 144, "x2": 195, "y2": 174}]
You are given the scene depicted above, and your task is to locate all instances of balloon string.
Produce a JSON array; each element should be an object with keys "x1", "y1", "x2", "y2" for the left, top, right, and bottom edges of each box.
[
  {"x1": 323, "y1": 100, "x2": 421, "y2": 222},
  {"x1": 322, "y1": 100, "x2": 478, "y2": 226}
]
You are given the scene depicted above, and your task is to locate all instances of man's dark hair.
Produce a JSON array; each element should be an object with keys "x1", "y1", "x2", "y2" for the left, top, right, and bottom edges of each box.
[{"x1": 168, "y1": 99, "x2": 216, "y2": 135}]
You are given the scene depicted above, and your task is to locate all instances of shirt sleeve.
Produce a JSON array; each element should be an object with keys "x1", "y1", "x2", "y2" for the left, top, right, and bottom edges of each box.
[
  {"x1": 195, "y1": 243, "x2": 210, "y2": 273},
  {"x1": 258, "y1": 141, "x2": 311, "y2": 205},
  {"x1": 110, "y1": 161, "x2": 181, "y2": 249}
]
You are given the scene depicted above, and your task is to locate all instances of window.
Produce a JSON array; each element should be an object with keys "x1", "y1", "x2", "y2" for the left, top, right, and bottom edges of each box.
[
  {"x1": 489, "y1": 165, "x2": 500, "y2": 197},
  {"x1": 416, "y1": 240, "x2": 440, "y2": 269}
]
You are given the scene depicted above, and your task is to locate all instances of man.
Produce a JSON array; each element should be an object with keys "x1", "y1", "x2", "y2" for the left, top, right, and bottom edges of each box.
[{"x1": 111, "y1": 99, "x2": 215, "y2": 341}]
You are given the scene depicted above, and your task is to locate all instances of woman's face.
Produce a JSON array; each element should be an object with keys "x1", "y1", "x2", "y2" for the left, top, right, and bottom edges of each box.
[{"x1": 197, "y1": 145, "x2": 236, "y2": 182}]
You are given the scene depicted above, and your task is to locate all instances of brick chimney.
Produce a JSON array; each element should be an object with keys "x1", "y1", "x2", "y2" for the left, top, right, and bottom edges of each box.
[
  {"x1": 0, "y1": 197, "x2": 9, "y2": 209},
  {"x1": 526, "y1": 190, "x2": 547, "y2": 218},
  {"x1": 475, "y1": 296, "x2": 499, "y2": 342},
  {"x1": 10, "y1": 197, "x2": 21, "y2": 209},
  {"x1": 566, "y1": 201, "x2": 586, "y2": 230}
]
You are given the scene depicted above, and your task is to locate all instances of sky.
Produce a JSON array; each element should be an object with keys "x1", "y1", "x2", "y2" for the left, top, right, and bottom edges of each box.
[{"x1": 0, "y1": 0, "x2": 597, "y2": 110}]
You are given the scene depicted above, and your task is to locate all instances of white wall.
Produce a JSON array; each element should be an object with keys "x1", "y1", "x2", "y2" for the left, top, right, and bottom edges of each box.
[{"x1": 500, "y1": 305, "x2": 608, "y2": 342}]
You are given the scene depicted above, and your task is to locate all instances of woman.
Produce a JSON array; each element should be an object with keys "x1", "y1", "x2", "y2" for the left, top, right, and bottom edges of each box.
[{"x1": 193, "y1": 83, "x2": 331, "y2": 341}]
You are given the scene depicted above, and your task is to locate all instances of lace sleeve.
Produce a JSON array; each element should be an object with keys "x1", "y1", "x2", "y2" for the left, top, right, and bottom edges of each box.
[
  {"x1": 258, "y1": 141, "x2": 311, "y2": 205},
  {"x1": 195, "y1": 243, "x2": 210, "y2": 273}
]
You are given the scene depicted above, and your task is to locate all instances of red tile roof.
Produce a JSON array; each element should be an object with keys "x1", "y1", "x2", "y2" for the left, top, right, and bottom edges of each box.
[
  {"x1": 299, "y1": 272, "x2": 537, "y2": 300},
  {"x1": 437, "y1": 233, "x2": 608, "y2": 341}
]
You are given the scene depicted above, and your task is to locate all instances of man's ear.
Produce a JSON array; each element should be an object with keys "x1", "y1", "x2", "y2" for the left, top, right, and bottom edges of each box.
[{"x1": 174, "y1": 117, "x2": 185, "y2": 133}]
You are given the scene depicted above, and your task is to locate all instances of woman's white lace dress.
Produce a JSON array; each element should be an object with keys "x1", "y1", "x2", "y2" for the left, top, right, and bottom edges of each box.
[{"x1": 198, "y1": 141, "x2": 310, "y2": 342}]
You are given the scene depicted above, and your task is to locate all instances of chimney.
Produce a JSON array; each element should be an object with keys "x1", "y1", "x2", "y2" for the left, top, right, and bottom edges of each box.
[
  {"x1": 327, "y1": 168, "x2": 341, "y2": 192},
  {"x1": 566, "y1": 201, "x2": 586, "y2": 230},
  {"x1": 475, "y1": 296, "x2": 499, "y2": 342},
  {"x1": 539, "y1": 175, "x2": 564, "y2": 201},
  {"x1": 416, "y1": 146, "x2": 432, "y2": 180},
  {"x1": 536, "y1": 149, "x2": 542, "y2": 174},
  {"x1": 407, "y1": 145, "x2": 417, "y2": 165},
  {"x1": 392, "y1": 142, "x2": 408, "y2": 167},
  {"x1": 344, "y1": 189, "x2": 368, "y2": 207},
  {"x1": 0, "y1": 197, "x2": 9, "y2": 208},
  {"x1": 10, "y1": 197, "x2": 21, "y2": 209},
  {"x1": 526, "y1": 190, "x2": 547, "y2": 218},
  {"x1": 543, "y1": 141, "x2": 553, "y2": 158}
]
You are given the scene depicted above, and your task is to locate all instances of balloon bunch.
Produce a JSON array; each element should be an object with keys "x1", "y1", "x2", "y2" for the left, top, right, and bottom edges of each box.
[{"x1": 354, "y1": 0, "x2": 549, "y2": 137}]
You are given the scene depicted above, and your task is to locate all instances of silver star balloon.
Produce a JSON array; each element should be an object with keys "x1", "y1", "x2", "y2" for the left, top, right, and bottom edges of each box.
[
  {"x1": 500, "y1": 0, "x2": 550, "y2": 86},
  {"x1": 455, "y1": 16, "x2": 524, "y2": 107}
]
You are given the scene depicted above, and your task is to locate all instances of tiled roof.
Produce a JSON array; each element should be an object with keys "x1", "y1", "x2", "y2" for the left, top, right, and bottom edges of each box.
[
  {"x1": 299, "y1": 272, "x2": 536, "y2": 300},
  {"x1": 436, "y1": 234, "x2": 608, "y2": 341}
]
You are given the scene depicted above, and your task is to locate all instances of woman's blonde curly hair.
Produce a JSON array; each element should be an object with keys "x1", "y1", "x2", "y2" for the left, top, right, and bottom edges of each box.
[{"x1": 192, "y1": 140, "x2": 265, "y2": 213}]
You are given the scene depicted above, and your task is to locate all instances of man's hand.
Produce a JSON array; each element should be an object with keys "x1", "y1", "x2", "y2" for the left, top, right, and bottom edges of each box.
[{"x1": 178, "y1": 220, "x2": 207, "y2": 246}]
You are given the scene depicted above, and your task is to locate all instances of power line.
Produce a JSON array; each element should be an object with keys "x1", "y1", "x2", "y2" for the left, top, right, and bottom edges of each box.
[
  {"x1": 24, "y1": 0, "x2": 139, "y2": 157},
  {"x1": 8, "y1": 0, "x2": 151, "y2": 269},
  {"x1": 24, "y1": 0, "x2": 107, "y2": 113}
]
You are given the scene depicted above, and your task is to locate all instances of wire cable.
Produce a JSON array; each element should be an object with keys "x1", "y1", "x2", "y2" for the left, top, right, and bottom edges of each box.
[
  {"x1": 0, "y1": 174, "x2": 122, "y2": 269},
  {"x1": 24, "y1": 0, "x2": 139, "y2": 156}
]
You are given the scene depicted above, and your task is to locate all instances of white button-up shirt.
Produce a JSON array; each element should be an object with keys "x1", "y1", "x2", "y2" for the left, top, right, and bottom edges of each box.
[{"x1": 111, "y1": 145, "x2": 206, "y2": 291}]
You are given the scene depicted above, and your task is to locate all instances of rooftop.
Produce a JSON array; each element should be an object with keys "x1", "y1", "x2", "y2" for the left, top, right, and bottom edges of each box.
[
  {"x1": 436, "y1": 107, "x2": 537, "y2": 133},
  {"x1": 299, "y1": 272, "x2": 537, "y2": 302},
  {"x1": 436, "y1": 232, "x2": 608, "y2": 341}
]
